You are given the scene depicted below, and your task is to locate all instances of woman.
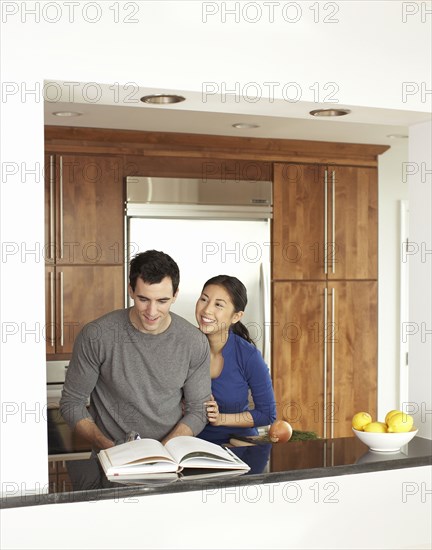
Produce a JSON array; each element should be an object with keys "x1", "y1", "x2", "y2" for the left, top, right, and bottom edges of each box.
[{"x1": 195, "y1": 275, "x2": 276, "y2": 444}]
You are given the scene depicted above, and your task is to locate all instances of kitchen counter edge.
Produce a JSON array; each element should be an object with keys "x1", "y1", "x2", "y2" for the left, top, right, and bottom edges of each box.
[{"x1": 1, "y1": 438, "x2": 431, "y2": 509}]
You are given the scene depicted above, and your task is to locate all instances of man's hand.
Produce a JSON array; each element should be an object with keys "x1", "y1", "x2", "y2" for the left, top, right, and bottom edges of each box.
[
  {"x1": 161, "y1": 422, "x2": 193, "y2": 445},
  {"x1": 75, "y1": 418, "x2": 115, "y2": 451}
]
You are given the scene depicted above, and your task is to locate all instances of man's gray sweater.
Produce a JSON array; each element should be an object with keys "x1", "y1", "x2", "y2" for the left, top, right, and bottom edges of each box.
[{"x1": 60, "y1": 309, "x2": 211, "y2": 443}]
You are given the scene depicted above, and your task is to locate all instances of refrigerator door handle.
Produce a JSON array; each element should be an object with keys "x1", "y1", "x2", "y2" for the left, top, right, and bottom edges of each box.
[{"x1": 260, "y1": 262, "x2": 271, "y2": 370}]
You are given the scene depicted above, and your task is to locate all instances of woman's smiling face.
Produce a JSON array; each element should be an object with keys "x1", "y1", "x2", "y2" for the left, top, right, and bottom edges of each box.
[{"x1": 195, "y1": 284, "x2": 243, "y2": 337}]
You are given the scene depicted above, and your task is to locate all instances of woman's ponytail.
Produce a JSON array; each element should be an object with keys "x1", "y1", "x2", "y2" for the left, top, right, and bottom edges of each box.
[{"x1": 231, "y1": 320, "x2": 256, "y2": 346}]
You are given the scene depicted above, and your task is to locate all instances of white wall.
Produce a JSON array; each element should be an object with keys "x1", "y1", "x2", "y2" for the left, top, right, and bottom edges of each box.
[
  {"x1": 408, "y1": 120, "x2": 432, "y2": 439},
  {"x1": 1, "y1": 0, "x2": 431, "y2": 501},
  {"x1": 378, "y1": 142, "x2": 409, "y2": 418},
  {"x1": 2, "y1": 467, "x2": 431, "y2": 550}
]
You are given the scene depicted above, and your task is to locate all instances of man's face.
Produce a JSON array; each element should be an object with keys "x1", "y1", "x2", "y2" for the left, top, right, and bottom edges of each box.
[{"x1": 129, "y1": 276, "x2": 178, "y2": 335}]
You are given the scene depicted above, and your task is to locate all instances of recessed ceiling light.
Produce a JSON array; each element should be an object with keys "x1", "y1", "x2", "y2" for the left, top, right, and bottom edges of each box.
[
  {"x1": 309, "y1": 108, "x2": 351, "y2": 117},
  {"x1": 232, "y1": 123, "x2": 260, "y2": 129},
  {"x1": 52, "y1": 111, "x2": 83, "y2": 117},
  {"x1": 140, "y1": 94, "x2": 186, "y2": 105},
  {"x1": 386, "y1": 134, "x2": 408, "y2": 139}
]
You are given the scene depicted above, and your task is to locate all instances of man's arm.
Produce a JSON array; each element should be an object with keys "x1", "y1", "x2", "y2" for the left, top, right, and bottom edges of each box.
[
  {"x1": 180, "y1": 339, "x2": 212, "y2": 436},
  {"x1": 60, "y1": 329, "x2": 101, "y2": 434},
  {"x1": 160, "y1": 421, "x2": 193, "y2": 445},
  {"x1": 74, "y1": 418, "x2": 115, "y2": 451}
]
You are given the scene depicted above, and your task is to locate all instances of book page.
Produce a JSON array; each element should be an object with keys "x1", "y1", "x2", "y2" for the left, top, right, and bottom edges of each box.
[
  {"x1": 165, "y1": 436, "x2": 237, "y2": 465},
  {"x1": 104, "y1": 438, "x2": 176, "y2": 468}
]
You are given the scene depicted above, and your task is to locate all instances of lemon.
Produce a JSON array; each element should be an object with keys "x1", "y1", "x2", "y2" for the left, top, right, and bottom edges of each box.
[
  {"x1": 352, "y1": 412, "x2": 372, "y2": 431},
  {"x1": 363, "y1": 422, "x2": 387, "y2": 433},
  {"x1": 386, "y1": 412, "x2": 414, "y2": 433},
  {"x1": 385, "y1": 409, "x2": 403, "y2": 425}
]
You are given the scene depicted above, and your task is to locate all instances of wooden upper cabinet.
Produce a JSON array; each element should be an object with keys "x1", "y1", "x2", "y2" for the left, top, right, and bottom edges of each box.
[
  {"x1": 272, "y1": 163, "x2": 378, "y2": 281},
  {"x1": 273, "y1": 163, "x2": 326, "y2": 281},
  {"x1": 46, "y1": 265, "x2": 124, "y2": 356},
  {"x1": 45, "y1": 154, "x2": 124, "y2": 265},
  {"x1": 328, "y1": 166, "x2": 378, "y2": 280}
]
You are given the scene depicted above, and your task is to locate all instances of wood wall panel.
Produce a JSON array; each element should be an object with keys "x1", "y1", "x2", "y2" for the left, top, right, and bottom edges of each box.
[
  {"x1": 45, "y1": 126, "x2": 389, "y2": 167},
  {"x1": 122, "y1": 155, "x2": 272, "y2": 181}
]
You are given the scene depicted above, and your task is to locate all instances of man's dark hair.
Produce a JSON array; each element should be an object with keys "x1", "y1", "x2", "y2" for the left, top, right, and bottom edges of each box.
[{"x1": 129, "y1": 250, "x2": 180, "y2": 294}]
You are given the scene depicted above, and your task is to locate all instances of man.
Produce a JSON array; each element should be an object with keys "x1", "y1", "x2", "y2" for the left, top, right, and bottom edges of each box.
[{"x1": 60, "y1": 250, "x2": 211, "y2": 451}]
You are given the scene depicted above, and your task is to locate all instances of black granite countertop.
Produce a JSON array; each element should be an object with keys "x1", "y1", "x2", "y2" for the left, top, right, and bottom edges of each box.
[{"x1": 2, "y1": 436, "x2": 431, "y2": 509}]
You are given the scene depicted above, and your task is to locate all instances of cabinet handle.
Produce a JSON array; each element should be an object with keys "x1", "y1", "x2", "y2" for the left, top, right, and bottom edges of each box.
[
  {"x1": 323, "y1": 287, "x2": 328, "y2": 438},
  {"x1": 260, "y1": 262, "x2": 271, "y2": 368},
  {"x1": 331, "y1": 170, "x2": 336, "y2": 274},
  {"x1": 330, "y1": 287, "x2": 335, "y2": 439},
  {"x1": 49, "y1": 155, "x2": 55, "y2": 261},
  {"x1": 49, "y1": 270, "x2": 55, "y2": 348},
  {"x1": 324, "y1": 170, "x2": 328, "y2": 275},
  {"x1": 59, "y1": 271, "x2": 64, "y2": 347},
  {"x1": 59, "y1": 156, "x2": 64, "y2": 259}
]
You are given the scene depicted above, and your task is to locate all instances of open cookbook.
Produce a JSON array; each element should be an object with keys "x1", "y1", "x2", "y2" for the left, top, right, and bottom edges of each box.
[{"x1": 98, "y1": 435, "x2": 250, "y2": 481}]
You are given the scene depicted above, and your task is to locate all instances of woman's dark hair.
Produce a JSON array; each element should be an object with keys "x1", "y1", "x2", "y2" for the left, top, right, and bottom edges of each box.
[
  {"x1": 129, "y1": 250, "x2": 180, "y2": 294},
  {"x1": 202, "y1": 274, "x2": 255, "y2": 346}
]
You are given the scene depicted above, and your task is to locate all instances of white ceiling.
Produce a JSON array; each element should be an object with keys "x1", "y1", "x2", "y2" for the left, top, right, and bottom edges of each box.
[{"x1": 44, "y1": 81, "x2": 431, "y2": 150}]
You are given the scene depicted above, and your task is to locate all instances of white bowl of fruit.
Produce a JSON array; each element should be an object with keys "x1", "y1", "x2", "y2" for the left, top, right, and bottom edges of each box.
[{"x1": 351, "y1": 410, "x2": 418, "y2": 452}]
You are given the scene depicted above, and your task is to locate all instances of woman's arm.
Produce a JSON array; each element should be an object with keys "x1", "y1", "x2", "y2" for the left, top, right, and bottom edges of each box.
[
  {"x1": 206, "y1": 348, "x2": 276, "y2": 428},
  {"x1": 243, "y1": 349, "x2": 277, "y2": 427}
]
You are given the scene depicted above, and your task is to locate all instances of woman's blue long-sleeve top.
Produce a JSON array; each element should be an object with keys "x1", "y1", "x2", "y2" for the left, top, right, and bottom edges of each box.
[{"x1": 197, "y1": 331, "x2": 276, "y2": 444}]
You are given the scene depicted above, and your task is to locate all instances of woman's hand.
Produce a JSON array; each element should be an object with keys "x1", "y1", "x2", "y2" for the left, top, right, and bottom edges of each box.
[{"x1": 205, "y1": 394, "x2": 221, "y2": 426}]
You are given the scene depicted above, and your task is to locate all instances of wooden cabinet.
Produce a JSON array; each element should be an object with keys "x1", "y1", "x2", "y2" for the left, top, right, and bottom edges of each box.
[
  {"x1": 45, "y1": 265, "x2": 124, "y2": 356},
  {"x1": 273, "y1": 164, "x2": 326, "y2": 280},
  {"x1": 272, "y1": 163, "x2": 378, "y2": 281},
  {"x1": 273, "y1": 281, "x2": 377, "y2": 438},
  {"x1": 330, "y1": 281, "x2": 377, "y2": 437},
  {"x1": 45, "y1": 154, "x2": 124, "y2": 265},
  {"x1": 272, "y1": 161, "x2": 378, "y2": 438},
  {"x1": 273, "y1": 281, "x2": 326, "y2": 434},
  {"x1": 45, "y1": 153, "x2": 125, "y2": 359}
]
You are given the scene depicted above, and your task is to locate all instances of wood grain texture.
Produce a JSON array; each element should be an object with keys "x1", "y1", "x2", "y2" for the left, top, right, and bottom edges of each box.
[
  {"x1": 52, "y1": 154, "x2": 125, "y2": 265},
  {"x1": 272, "y1": 281, "x2": 327, "y2": 436},
  {"x1": 328, "y1": 166, "x2": 378, "y2": 280},
  {"x1": 49, "y1": 265, "x2": 124, "y2": 356},
  {"x1": 121, "y1": 155, "x2": 272, "y2": 181},
  {"x1": 273, "y1": 163, "x2": 327, "y2": 280},
  {"x1": 45, "y1": 126, "x2": 389, "y2": 167},
  {"x1": 329, "y1": 281, "x2": 378, "y2": 438},
  {"x1": 272, "y1": 163, "x2": 378, "y2": 281},
  {"x1": 272, "y1": 281, "x2": 377, "y2": 438}
]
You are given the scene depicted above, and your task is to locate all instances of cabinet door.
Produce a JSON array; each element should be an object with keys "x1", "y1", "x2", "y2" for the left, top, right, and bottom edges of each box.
[
  {"x1": 273, "y1": 163, "x2": 326, "y2": 280},
  {"x1": 272, "y1": 281, "x2": 327, "y2": 436},
  {"x1": 51, "y1": 265, "x2": 124, "y2": 355},
  {"x1": 329, "y1": 281, "x2": 378, "y2": 437},
  {"x1": 55, "y1": 155, "x2": 124, "y2": 265},
  {"x1": 273, "y1": 163, "x2": 378, "y2": 281},
  {"x1": 327, "y1": 166, "x2": 378, "y2": 280}
]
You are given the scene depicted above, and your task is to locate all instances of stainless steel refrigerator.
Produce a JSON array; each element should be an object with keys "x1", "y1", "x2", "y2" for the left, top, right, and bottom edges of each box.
[{"x1": 125, "y1": 176, "x2": 272, "y2": 368}]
